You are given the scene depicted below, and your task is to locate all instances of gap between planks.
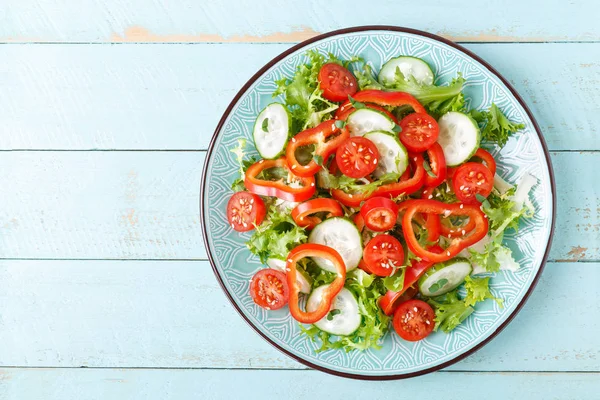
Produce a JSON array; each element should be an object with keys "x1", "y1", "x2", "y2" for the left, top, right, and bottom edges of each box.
[{"x1": 0, "y1": 366, "x2": 597, "y2": 374}]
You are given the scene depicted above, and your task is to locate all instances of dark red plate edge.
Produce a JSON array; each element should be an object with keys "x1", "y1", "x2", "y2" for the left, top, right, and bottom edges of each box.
[{"x1": 199, "y1": 25, "x2": 557, "y2": 381}]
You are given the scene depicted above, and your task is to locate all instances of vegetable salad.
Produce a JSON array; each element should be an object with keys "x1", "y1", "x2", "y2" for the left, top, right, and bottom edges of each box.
[{"x1": 225, "y1": 50, "x2": 533, "y2": 352}]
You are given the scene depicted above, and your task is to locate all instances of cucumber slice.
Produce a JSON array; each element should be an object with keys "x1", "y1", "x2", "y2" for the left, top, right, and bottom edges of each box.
[
  {"x1": 308, "y1": 218, "x2": 362, "y2": 272},
  {"x1": 364, "y1": 130, "x2": 408, "y2": 178},
  {"x1": 346, "y1": 108, "x2": 395, "y2": 137},
  {"x1": 307, "y1": 285, "x2": 361, "y2": 336},
  {"x1": 379, "y1": 56, "x2": 435, "y2": 87},
  {"x1": 418, "y1": 258, "x2": 473, "y2": 297},
  {"x1": 266, "y1": 257, "x2": 312, "y2": 294},
  {"x1": 437, "y1": 112, "x2": 481, "y2": 166},
  {"x1": 253, "y1": 103, "x2": 290, "y2": 159}
]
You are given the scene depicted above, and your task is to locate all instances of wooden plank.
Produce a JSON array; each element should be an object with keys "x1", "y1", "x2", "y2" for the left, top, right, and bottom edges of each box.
[
  {"x1": 0, "y1": 151, "x2": 596, "y2": 261},
  {"x1": 0, "y1": 260, "x2": 597, "y2": 371},
  {"x1": 2, "y1": 0, "x2": 600, "y2": 43},
  {"x1": 0, "y1": 43, "x2": 598, "y2": 151},
  {"x1": 1, "y1": 369, "x2": 599, "y2": 400}
]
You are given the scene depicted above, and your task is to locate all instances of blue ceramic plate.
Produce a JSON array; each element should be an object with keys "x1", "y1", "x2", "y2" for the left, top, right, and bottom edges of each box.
[{"x1": 201, "y1": 26, "x2": 555, "y2": 380}]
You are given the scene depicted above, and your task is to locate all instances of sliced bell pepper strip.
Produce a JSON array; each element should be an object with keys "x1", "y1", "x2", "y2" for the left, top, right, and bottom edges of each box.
[
  {"x1": 351, "y1": 90, "x2": 427, "y2": 114},
  {"x1": 291, "y1": 198, "x2": 343, "y2": 230},
  {"x1": 372, "y1": 153, "x2": 426, "y2": 198},
  {"x1": 421, "y1": 187, "x2": 441, "y2": 242},
  {"x1": 353, "y1": 213, "x2": 366, "y2": 233},
  {"x1": 285, "y1": 120, "x2": 349, "y2": 177},
  {"x1": 472, "y1": 148, "x2": 497, "y2": 176},
  {"x1": 286, "y1": 244, "x2": 346, "y2": 324},
  {"x1": 244, "y1": 158, "x2": 316, "y2": 202},
  {"x1": 402, "y1": 199, "x2": 488, "y2": 263},
  {"x1": 334, "y1": 101, "x2": 399, "y2": 124},
  {"x1": 424, "y1": 142, "x2": 447, "y2": 188},
  {"x1": 331, "y1": 188, "x2": 371, "y2": 208}
]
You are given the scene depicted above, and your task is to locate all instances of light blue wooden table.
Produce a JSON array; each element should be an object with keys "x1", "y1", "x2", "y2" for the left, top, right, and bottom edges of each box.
[{"x1": 1, "y1": 1, "x2": 599, "y2": 398}]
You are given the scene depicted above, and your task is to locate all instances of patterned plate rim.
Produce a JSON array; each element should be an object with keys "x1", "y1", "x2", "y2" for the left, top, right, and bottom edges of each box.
[{"x1": 200, "y1": 25, "x2": 557, "y2": 380}]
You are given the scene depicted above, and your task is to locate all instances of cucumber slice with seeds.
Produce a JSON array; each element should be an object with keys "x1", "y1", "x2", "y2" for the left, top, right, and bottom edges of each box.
[
  {"x1": 364, "y1": 130, "x2": 408, "y2": 178},
  {"x1": 379, "y1": 56, "x2": 435, "y2": 86},
  {"x1": 437, "y1": 111, "x2": 481, "y2": 166},
  {"x1": 253, "y1": 103, "x2": 290, "y2": 159},
  {"x1": 418, "y1": 258, "x2": 473, "y2": 297},
  {"x1": 307, "y1": 286, "x2": 361, "y2": 336},
  {"x1": 346, "y1": 108, "x2": 395, "y2": 137},
  {"x1": 308, "y1": 218, "x2": 362, "y2": 272}
]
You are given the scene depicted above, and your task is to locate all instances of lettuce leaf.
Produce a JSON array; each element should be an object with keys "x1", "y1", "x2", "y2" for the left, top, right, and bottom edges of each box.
[
  {"x1": 300, "y1": 271, "x2": 389, "y2": 352},
  {"x1": 463, "y1": 276, "x2": 503, "y2": 307},
  {"x1": 470, "y1": 103, "x2": 525, "y2": 148},
  {"x1": 383, "y1": 268, "x2": 406, "y2": 292},
  {"x1": 230, "y1": 138, "x2": 258, "y2": 191},
  {"x1": 426, "y1": 289, "x2": 474, "y2": 333},
  {"x1": 316, "y1": 165, "x2": 402, "y2": 196},
  {"x1": 274, "y1": 50, "x2": 347, "y2": 133},
  {"x1": 246, "y1": 207, "x2": 307, "y2": 263}
]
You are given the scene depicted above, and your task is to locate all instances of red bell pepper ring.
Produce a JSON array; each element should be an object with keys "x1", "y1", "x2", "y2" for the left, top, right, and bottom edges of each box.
[
  {"x1": 334, "y1": 101, "x2": 399, "y2": 124},
  {"x1": 402, "y1": 199, "x2": 488, "y2": 263},
  {"x1": 424, "y1": 142, "x2": 447, "y2": 188},
  {"x1": 372, "y1": 153, "x2": 426, "y2": 198},
  {"x1": 244, "y1": 158, "x2": 316, "y2": 202},
  {"x1": 473, "y1": 148, "x2": 497, "y2": 176},
  {"x1": 420, "y1": 186, "x2": 478, "y2": 239},
  {"x1": 286, "y1": 244, "x2": 346, "y2": 324},
  {"x1": 285, "y1": 120, "x2": 349, "y2": 177},
  {"x1": 351, "y1": 90, "x2": 427, "y2": 114},
  {"x1": 291, "y1": 198, "x2": 344, "y2": 230}
]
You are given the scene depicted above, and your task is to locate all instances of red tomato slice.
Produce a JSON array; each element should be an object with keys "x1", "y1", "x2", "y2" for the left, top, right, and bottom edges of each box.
[
  {"x1": 335, "y1": 137, "x2": 379, "y2": 179},
  {"x1": 452, "y1": 162, "x2": 494, "y2": 204},
  {"x1": 360, "y1": 197, "x2": 398, "y2": 232},
  {"x1": 363, "y1": 234, "x2": 405, "y2": 277},
  {"x1": 249, "y1": 269, "x2": 289, "y2": 310},
  {"x1": 318, "y1": 63, "x2": 358, "y2": 102},
  {"x1": 393, "y1": 299, "x2": 435, "y2": 341},
  {"x1": 227, "y1": 192, "x2": 266, "y2": 232},
  {"x1": 399, "y1": 113, "x2": 439, "y2": 153}
]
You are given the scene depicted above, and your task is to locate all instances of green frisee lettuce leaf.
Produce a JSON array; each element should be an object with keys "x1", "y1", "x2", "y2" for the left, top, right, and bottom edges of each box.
[
  {"x1": 426, "y1": 289, "x2": 474, "y2": 333},
  {"x1": 246, "y1": 206, "x2": 307, "y2": 263},
  {"x1": 463, "y1": 276, "x2": 503, "y2": 308},
  {"x1": 470, "y1": 103, "x2": 525, "y2": 148}
]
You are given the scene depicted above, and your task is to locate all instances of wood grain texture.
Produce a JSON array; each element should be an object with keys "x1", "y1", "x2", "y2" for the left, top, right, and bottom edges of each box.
[
  {"x1": 1, "y1": 370, "x2": 600, "y2": 400},
  {"x1": 2, "y1": 0, "x2": 600, "y2": 43},
  {"x1": 0, "y1": 151, "x2": 596, "y2": 261},
  {"x1": 1, "y1": 43, "x2": 598, "y2": 150},
  {"x1": 0, "y1": 260, "x2": 597, "y2": 371}
]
